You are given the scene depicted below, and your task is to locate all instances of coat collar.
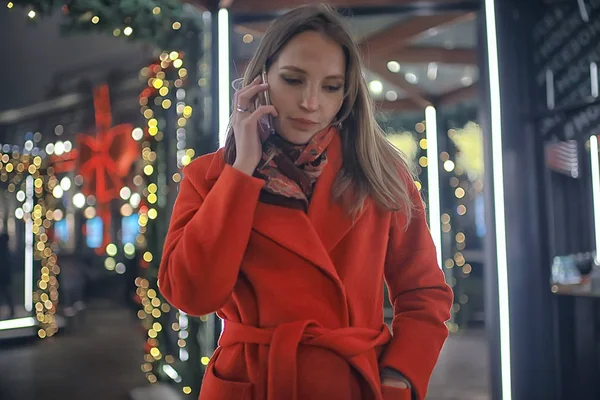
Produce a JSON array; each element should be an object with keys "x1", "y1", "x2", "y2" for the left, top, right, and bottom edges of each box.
[{"x1": 204, "y1": 132, "x2": 368, "y2": 287}]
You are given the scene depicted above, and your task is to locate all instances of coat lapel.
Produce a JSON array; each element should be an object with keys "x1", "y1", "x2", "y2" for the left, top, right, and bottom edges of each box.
[
  {"x1": 307, "y1": 132, "x2": 368, "y2": 252},
  {"x1": 252, "y1": 203, "x2": 342, "y2": 285}
]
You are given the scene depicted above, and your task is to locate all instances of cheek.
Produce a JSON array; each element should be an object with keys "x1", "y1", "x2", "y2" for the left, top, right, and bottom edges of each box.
[
  {"x1": 268, "y1": 85, "x2": 291, "y2": 111},
  {"x1": 326, "y1": 96, "x2": 344, "y2": 119}
]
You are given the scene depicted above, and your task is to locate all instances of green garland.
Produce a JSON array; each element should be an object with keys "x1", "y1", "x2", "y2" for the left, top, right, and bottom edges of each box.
[{"x1": 11, "y1": 0, "x2": 202, "y2": 49}]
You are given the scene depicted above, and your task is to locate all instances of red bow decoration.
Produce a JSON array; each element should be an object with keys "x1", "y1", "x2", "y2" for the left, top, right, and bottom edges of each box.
[{"x1": 77, "y1": 84, "x2": 139, "y2": 252}]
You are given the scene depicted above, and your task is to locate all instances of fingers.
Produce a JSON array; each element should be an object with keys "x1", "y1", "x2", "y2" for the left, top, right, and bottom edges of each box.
[
  {"x1": 234, "y1": 77, "x2": 269, "y2": 109},
  {"x1": 247, "y1": 105, "x2": 278, "y2": 123}
]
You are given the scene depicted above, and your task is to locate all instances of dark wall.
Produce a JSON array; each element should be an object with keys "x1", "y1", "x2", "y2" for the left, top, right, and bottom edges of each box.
[{"x1": 0, "y1": 7, "x2": 150, "y2": 111}]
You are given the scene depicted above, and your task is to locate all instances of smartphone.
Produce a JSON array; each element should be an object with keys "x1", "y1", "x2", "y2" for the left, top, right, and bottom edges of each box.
[{"x1": 258, "y1": 66, "x2": 276, "y2": 138}]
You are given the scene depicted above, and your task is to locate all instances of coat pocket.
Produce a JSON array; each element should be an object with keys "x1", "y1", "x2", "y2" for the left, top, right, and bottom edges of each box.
[
  {"x1": 381, "y1": 385, "x2": 412, "y2": 400},
  {"x1": 200, "y1": 362, "x2": 253, "y2": 400}
]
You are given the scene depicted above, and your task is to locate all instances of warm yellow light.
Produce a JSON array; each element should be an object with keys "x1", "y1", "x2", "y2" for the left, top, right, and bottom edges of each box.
[
  {"x1": 152, "y1": 78, "x2": 164, "y2": 89},
  {"x1": 172, "y1": 21, "x2": 181, "y2": 30},
  {"x1": 169, "y1": 51, "x2": 179, "y2": 60},
  {"x1": 84, "y1": 207, "x2": 96, "y2": 219},
  {"x1": 148, "y1": 183, "x2": 158, "y2": 193},
  {"x1": 243, "y1": 34, "x2": 254, "y2": 43},
  {"x1": 91, "y1": 16, "x2": 99, "y2": 24},
  {"x1": 152, "y1": 6, "x2": 161, "y2": 14},
  {"x1": 419, "y1": 156, "x2": 428, "y2": 167},
  {"x1": 144, "y1": 165, "x2": 154, "y2": 176},
  {"x1": 150, "y1": 347, "x2": 161, "y2": 358},
  {"x1": 28, "y1": 10, "x2": 36, "y2": 18},
  {"x1": 148, "y1": 209, "x2": 158, "y2": 220},
  {"x1": 173, "y1": 59, "x2": 183, "y2": 69},
  {"x1": 124, "y1": 243, "x2": 135, "y2": 256},
  {"x1": 441, "y1": 213, "x2": 451, "y2": 224},
  {"x1": 455, "y1": 187, "x2": 466, "y2": 199},
  {"x1": 113, "y1": 28, "x2": 121, "y2": 36},
  {"x1": 201, "y1": 356, "x2": 210, "y2": 365},
  {"x1": 159, "y1": 86, "x2": 169, "y2": 96},
  {"x1": 143, "y1": 252, "x2": 153, "y2": 262},
  {"x1": 147, "y1": 194, "x2": 157, "y2": 204},
  {"x1": 7, "y1": 2, "x2": 14, "y2": 9},
  {"x1": 419, "y1": 138, "x2": 428, "y2": 149},
  {"x1": 106, "y1": 243, "x2": 118, "y2": 257},
  {"x1": 183, "y1": 387, "x2": 192, "y2": 395},
  {"x1": 162, "y1": 99, "x2": 172, "y2": 109},
  {"x1": 124, "y1": 26, "x2": 133, "y2": 36},
  {"x1": 105, "y1": 258, "x2": 116, "y2": 271}
]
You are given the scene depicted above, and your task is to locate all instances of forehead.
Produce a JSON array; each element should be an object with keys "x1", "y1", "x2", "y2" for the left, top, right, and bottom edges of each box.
[{"x1": 276, "y1": 31, "x2": 345, "y2": 76}]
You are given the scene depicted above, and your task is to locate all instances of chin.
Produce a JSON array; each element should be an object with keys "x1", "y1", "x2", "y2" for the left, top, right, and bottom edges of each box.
[{"x1": 279, "y1": 125, "x2": 323, "y2": 145}]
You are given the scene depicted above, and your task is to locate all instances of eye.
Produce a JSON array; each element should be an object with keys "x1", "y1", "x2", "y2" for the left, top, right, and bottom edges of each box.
[
  {"x1": 282, "y1": 77, "x2": 302, "y2": 85},
  {"x1": 324, "y1": 85, "x2": 342, "y2": 92}
]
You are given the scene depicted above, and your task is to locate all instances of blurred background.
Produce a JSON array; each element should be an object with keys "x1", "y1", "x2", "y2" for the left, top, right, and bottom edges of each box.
[{"x1": 0, "y1": 1, "x2": 599, "y2": 400}]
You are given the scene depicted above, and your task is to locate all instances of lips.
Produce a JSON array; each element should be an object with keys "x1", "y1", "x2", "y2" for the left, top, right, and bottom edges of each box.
[{"x1": 289, "y1": 118, "x2": 318, "y2": 125}]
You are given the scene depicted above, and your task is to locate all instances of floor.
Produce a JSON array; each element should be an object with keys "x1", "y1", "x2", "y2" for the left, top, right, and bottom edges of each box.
[
  {"x1": 0, "y1": 303, "x2": 147, "y2": 400},
  {"x1": 0, "y1": 305, "x2": 490, "y2": 400},
  {"x1": 428, "y1": 328, "x2": 490, "y2": 400}
]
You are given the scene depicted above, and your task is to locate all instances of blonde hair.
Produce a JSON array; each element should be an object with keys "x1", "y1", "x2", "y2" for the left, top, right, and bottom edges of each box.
[{"x1": 224, "y1": 4, "x2": 417, "y2": 220}]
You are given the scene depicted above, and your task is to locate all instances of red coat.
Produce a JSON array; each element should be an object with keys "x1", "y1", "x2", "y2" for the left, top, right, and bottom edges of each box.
[{"x1": 158, "y1": 132, "x2": 453, "y2": 400}]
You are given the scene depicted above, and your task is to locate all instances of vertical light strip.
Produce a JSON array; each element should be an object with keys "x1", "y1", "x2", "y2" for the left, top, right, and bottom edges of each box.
[
  {"x1": 546, "y1": 70, "x2": 555, "y2": 110},
  {"x1": 24, "y1": 175, "x2": 34, "y2": 312},
  {"x1": 425, "y1": 105, "x2": 442, "y2": 269},
  {"x1": 485, "y1": 0, "x2": 512, "y2": 399},
  {"x1": 217, "y1": 8, "x2": 230, "y2": 148},
  {"x1": 590, "y1": 62, "x2": 598, "y2": 98},
  {"x1": 216, "y1": 9, "x2": 229, "y2": 337},
  {"x1": 590, "y1": 135, "x2": 600, "y2": 262}
]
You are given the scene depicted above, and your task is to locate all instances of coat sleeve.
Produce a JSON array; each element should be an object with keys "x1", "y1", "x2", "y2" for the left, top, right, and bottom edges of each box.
[
  {"x1": 158, "y1": 158, "x2": 265, "y2": 316},
  {"x1": 379, "y1": 181, "x2": 453, "y2": 400}
]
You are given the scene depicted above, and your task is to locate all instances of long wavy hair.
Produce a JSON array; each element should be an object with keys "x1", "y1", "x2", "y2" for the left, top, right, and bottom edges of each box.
[{"x1": 224, "y1": 4, "x2": 417, "y2": 220}]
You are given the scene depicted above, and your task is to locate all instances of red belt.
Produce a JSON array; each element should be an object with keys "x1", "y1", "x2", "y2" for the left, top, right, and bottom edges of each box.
[{"x1": 219, "y1": 319, "x2": 392, "y2": 400}]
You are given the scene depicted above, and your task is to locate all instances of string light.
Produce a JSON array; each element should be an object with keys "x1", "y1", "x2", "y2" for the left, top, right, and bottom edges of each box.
[
  {"x1": 137, "y1": 51, "x2": 202, "y2": 391},
  {"x1": 441, "y1": 121, "x2": 484, "y2": 333},
  {"x1": 0, "y1": 142, "x2": 61, "y2": 337}
]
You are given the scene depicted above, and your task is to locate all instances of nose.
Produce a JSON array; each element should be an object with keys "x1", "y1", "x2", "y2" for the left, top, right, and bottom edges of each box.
[{"x1": 300, "y1": 85, "x2": 319, "y2": 112}]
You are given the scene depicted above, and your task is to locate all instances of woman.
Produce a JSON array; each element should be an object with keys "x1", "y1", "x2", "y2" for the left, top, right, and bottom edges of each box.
[{"x1": 159, "y1": 4, "x2": 452, "y2": 400}]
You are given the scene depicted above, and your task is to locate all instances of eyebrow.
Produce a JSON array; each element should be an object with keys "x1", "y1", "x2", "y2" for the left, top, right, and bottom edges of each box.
[{"x1": 279, "y1": 65, "x2": 345, "y2": 80}]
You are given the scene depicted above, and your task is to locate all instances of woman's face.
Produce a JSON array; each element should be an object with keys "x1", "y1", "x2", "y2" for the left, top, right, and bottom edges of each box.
[{"x1": 267, "y1": 31, "x2": 346, "y2": 144}]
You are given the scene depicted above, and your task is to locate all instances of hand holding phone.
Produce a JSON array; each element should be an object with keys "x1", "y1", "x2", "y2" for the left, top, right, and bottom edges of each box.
[{"x1": 231, "y1": 76, "x2": 278, "y2": 175}]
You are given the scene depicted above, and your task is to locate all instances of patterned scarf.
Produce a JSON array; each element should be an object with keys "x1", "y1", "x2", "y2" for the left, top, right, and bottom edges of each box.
[{"x1": 254, "y1": 126, "x2": 336, "y2": 211}]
